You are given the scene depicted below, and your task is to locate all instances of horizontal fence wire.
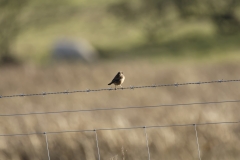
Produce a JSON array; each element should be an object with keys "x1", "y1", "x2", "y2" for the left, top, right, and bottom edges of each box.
[
  {"x1": 0, "y1": 99, "x2": 239, "y2": 117},
  {"x1": 0, "y1": 79, "x2": 239, "y2": 99},
  {"x1": 0, "y1": 120, "x2": 239, "y2": 137}
]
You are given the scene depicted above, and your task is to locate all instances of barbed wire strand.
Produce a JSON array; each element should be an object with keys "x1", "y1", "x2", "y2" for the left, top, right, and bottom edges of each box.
[
  {"x1": 144, "y1": 127, "x2": 151, "y2": 160},
  {"x1": 95, "y1": 130, "x2": 101, "y2": 160},
  {"x1": 194, "y1": 124, "x2": 201, "y2": 160},
  {"x1": 44, "y1": 132, "x2": 51, "y2": 160},
  {"x1": 0, "y1": 79, "x2": 239, "y2": 99},
  {"x1": 0, "y1": 120, "x2": 239, "y2": 137},
  {"x1": 1, "y1": 99, "x2": 240, "y2": 117}
]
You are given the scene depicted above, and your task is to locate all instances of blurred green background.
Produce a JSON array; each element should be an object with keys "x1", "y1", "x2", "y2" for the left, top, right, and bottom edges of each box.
[
  {"x1": 1, "y1": 0, "x2": 240, "y2": 64},
  {"x1": 1, "y1": 0, "x2": 240, "y2": 160}
]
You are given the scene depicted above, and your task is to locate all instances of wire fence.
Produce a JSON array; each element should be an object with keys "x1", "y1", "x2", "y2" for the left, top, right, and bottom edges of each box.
[
  {"x1": 0, "y1": 79, "x2": 239, "y2": 99},
  {"x1": 1, "y1": 79, "x2": 240, "y2": 159},
  {"x1": 1, "y1": 120, "x2": 240, "y2": 159},
  {"x1": 1, "y1": 120, "x2": 239, "y2": 137},
  {"x1": 0, "y1": 99, "x2": 240, "y2": 117}
]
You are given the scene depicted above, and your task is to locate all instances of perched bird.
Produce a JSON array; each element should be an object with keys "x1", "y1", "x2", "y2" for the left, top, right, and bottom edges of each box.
[{"x1": 108, "y1": 71, "x2": 125, "y2": 89}]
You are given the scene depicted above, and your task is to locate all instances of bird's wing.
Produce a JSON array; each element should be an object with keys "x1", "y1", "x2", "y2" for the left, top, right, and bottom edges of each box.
[{"x1": 111, "y1": 74, "x2": 121, "y2": 82}]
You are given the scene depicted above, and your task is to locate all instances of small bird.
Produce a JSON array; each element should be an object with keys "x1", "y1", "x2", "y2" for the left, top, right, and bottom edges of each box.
[{"x1": 108, "y1": 71, "x2": 125, "y2": 89}]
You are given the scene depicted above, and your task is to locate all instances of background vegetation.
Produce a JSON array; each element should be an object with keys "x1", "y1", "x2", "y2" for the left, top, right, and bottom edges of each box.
[
  {"x1": 0, "y1": 0, "x2": 240, "y2": 63},
  {"x1": 0, "y1": 0, "x2": 240, "y2": 159}
]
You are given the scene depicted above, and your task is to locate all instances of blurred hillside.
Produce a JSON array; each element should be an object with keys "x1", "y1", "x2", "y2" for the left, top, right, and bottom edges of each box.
[{"x1": 0, "y1": 0, "x2": 240, "y2": 64}]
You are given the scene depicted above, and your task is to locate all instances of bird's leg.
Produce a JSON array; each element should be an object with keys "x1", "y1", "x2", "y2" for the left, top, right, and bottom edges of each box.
[
  {"x1": 120, "y1": 85, "x2": 123, "y2": 89},
  {"x1": 115, "y1": 85, "x2": 116, "y2": 90}
]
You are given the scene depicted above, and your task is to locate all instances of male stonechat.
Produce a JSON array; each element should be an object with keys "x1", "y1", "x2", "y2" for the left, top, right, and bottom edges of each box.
[{"x1": 108, "y1": 71, "x2": 125, "y2": 89}]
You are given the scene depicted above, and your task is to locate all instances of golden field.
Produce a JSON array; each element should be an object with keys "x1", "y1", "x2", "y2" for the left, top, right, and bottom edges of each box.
[{"x1": 0, "y1": 60, "x2": 240, "y2": 160}]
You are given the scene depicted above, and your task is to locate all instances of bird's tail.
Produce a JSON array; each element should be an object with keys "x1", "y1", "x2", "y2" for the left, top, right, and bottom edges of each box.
[{"x1": 108, "y1": 82, "x2": 112, "y2": 85}]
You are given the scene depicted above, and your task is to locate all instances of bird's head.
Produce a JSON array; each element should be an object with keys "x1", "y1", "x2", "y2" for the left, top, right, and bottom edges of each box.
[{"x1": 118, "y1": 71, "x2": 123, "y2": 75}]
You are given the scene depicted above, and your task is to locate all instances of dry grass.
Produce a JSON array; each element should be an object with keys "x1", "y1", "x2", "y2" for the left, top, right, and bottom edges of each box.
[{"x1": 0, "y1": 60, "x2": 240, "y2": 160}]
